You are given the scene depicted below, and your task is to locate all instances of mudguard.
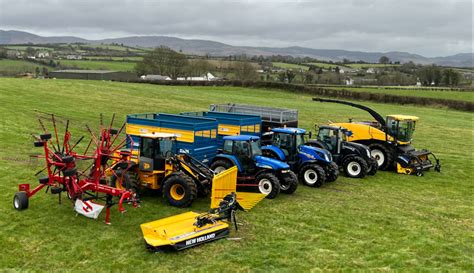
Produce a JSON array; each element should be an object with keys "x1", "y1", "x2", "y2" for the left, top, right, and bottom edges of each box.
[
  {"x1": 214, "y1": 154, "x2": 243, "y2": 172},
  {"x1": 254, "y1": 155, "x2": 290, "y2": 170},
  {"x1": 261, "y1": 145, "x2": 286, "y2": 161}
]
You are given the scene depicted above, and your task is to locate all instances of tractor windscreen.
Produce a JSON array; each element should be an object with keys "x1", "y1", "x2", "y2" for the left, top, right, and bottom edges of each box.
[
  {"x1": 250, "y1": 139, "x2": 262, "y2": 156},
  {"x1": 296, "y1": 134, "x2": 305, "y2": 148},
  {"x1": 387, "y1": 117, "x2": 416, "y2": 142}
]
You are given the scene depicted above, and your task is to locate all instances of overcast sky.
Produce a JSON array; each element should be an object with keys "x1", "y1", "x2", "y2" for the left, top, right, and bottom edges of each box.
[{"x1": 0, "y1": 0, "x2": 472, "y2": 57}]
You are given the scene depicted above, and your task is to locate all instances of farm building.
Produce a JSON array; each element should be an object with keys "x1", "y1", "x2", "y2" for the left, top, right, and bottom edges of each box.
[{"x1": 49, "y1": 70, "x2": 137, "y2": 81}]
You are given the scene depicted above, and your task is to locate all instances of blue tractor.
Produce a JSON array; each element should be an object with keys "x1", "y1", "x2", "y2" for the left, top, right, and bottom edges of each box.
[
  {"x1": 260, "y1": 128, "x2": 339, "y2": 187},
  {"x1": 210, "y1": 135, "x2": 298, "y2": 199}
]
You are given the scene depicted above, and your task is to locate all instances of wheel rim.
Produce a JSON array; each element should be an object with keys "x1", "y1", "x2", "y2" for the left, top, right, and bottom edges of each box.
[
  {"x1": 170, "y1": 184, "x2": 185, "y2": 201},
  {"x1": 371, "y1": 149, "x2": 385, "y2": 167},
  {"x1": 258, "y1": 179, "x2": 273, "y2": 194},
  {"x1": 347, "y1": 161, "x2": 361, "y2": 176},
  {"x1": 214, "y1": 166, "x2": 227, "y2": 174},
  {"x1": 304, "y1": 169, "x2": 318, "y2": 185},
  {"x1": 14, "y1": 197, "x2": 19, "y2": 209},
  {"x1": 280, "y1": 180, "x2": 290, "y2": 190}
]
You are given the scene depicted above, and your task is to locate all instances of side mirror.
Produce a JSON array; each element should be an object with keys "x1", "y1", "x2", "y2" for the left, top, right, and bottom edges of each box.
[
  {"x1": 308, "y1": 131, "x2": 312, "y2": 139},
  {"x1": 344, "y1": 130, "x2": 353, "y2": 137}
]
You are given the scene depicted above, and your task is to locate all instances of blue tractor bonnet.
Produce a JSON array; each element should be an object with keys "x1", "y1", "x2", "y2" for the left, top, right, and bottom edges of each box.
[
  {"x1": 254, "y1": 155, "x2": 290, "y2": 170},
  {"x1": 271, "y1": 127, "x2": 306, "y2": 135},
  {"x1": 223, "y1": 135, "x2": 260, "y2": 141},
  {"x1": 299, "y1": 145, "x2": 332, "y2": 163}
]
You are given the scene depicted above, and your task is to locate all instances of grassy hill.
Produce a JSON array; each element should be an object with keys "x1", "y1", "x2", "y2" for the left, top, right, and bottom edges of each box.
[{"x1": 0, "y1": 78, "x2": 472, "y2": 271}]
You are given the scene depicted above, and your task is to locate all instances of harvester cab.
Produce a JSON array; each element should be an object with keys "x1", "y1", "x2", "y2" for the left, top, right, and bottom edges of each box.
[
  {"x1": 210, "y1": 135, "x2": 298, "y2": 199},
  {"x1": 306, "y1": 125, "x2": 378, "y2": 178},
  {"x1": 261, "y1": 127, "x2": 339, "y2": 187},
  {"x1": 312, "y1": 97, "x2": 441, "y2": 176},
  {"x1": 114, "y1": 132, "x2": 217, "y2": 207}
]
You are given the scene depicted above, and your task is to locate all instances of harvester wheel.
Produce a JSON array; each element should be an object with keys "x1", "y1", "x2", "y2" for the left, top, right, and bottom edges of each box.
[
  {"x1": 280, "y1": 171, "x2": 298, "y2": 194},
  {"x1": 163, "y1": 172, "x2": 197, "y2": 207},
  {"x1": 342, "y1": 156, "x2": 368, "y2": 178},
  {"x1": 368, "y1": 143, "x2": 393, "y2": 171},
  {"x1": 299, "y1": 164, "x2": 326, "y2": 187},
  {"x1": 256, "y1": 172, "x2": 280, "y2": 199},
  {"x1": 13, "y1": 192, "x2": 28, "y2": 210},
  {"x1": 210, "y1": 159, "x2": 233, "y2": 174}
]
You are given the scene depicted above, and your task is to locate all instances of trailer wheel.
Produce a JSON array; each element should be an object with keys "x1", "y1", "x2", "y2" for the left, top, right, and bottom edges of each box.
[
  {"x1": 343, "y1": 156, "x2": 368, "y2": 178},
  {"x1": 280, "y1": 171, "x2": 298, "y2": 194},
  {"x1": 299, "y1": 164, "x2": 326, "y2": 187},
  {"x1": 210, "y1": 159, "x2": 233, "y2": 174},
  {"x1": 163, "y1": 172, "x2": 197, "y2": 207},
  {"x1": 368, "y1": 143, "x2": 393, "y2": 171},
  {"x1": 256, "y1": 172, "x2": 280, "y2": 199},
  {"x1": 13, "y1": 192, "x2": 29, "y2": 210}
]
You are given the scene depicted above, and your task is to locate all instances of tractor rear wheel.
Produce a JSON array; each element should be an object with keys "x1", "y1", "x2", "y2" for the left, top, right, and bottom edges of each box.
[
  {"x1": 342, "y1": 156, "x2": 368, "y2": 178},
  {"x1": 256, "y1": 172, "x2": 280, "y2": 199},
  {"x1": 13, "y1": 192, "x2": 28, "y2": 210},
  {"x1": 368, "y1": 143, "x2": 394, "y2": 171},
  {"x1": 280, "y1": 171, "x2": 298, "y2": 194},
  {"x1": 299, "y1": 164, "x2": 326, "y2": 187},
  {"x1": 367, "y1": 159, "x2": 378, "y2": 176},
  {"x1": 210, "y1": 159, "x2": 233, "y2": 174},
  {"x1": 163, "y1": 172, "x2": 197, "y2": 207}
]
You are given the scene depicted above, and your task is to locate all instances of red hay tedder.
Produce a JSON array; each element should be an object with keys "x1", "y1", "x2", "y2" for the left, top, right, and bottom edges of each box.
[{"x1": 13, "y1": 113, "x2": 139, "y2": 224}]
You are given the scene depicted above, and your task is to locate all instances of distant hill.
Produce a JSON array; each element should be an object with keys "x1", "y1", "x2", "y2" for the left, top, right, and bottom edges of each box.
[{"x1": 1, "y1": 30, "x2": 472, "y2": 67}]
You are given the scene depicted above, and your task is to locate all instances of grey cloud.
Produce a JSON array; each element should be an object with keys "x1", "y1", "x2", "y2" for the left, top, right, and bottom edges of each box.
[{"x1": 0, "y1": 0, "x2": 472, "y2": 56}]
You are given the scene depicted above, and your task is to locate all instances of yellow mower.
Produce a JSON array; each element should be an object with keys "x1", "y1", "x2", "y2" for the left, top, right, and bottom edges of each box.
[
  {"x1": 313, "y1": 98, "x2": 441, "y2": 176},
  {"x1": 140, "y1": 167, "x2": 266, "y2": 251}
]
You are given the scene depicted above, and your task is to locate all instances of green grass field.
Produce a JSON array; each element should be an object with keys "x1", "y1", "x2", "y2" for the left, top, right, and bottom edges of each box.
[
  {"x1": 272, "y1": 62, "x2": 309, "y2": 71},
  {"x1": 0, "y1": 78, "x2": 472, "y2": 271},
  {"x1": 0, "y1": 59, "x2": 50, "y2": 75},
  {"x1": 58, "y1": 60, "x2": 137, "y2": 71},
  {"x1": 327, "y1": 86, "x2": 474, "y2": 102}
]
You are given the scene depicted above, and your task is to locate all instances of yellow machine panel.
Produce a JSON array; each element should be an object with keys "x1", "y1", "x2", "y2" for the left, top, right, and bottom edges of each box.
[
  {"x1": 330, "y1": 122, "x2": 398, "y2": 143},
  {"x1": 126, "y1": 124, "x2": 195, "y2": 143},
  {"x1": 210, "y1": 167, "x2": 238, "y2": 208}
]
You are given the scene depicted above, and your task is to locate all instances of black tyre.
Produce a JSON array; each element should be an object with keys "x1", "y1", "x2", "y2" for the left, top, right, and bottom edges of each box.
[
  {"x1": 40, "y1": 133, "x2": 51, "y2": 140},
  {"x1": 299, "y1": 164, "x2": 326, "y2": 187},
  {"x1": 34, "y1": 141, "x2": 44, "y2": 147},
  {"x1": 255, "y1": 172, "x2": 280, "y2": 199},
  {"x1": 13, "y1": 192, "x2": 29, "y2": 210},
  {"x1": 62, "y1": 168, "x2": 77, "y2": 177},
  {"x1": 210, "y1": 159, "x2": 233, "y2": 174},
  {"x1": 326, "y1": 162, "x2": 339, "y2": 182},
  {"x1": 342, "y1": 156, "x2": 368, "y2": 178},
  {"x1": 368, "y1": 143, "x2": 394, "y2": 171},
  {"x1": 280, "y1": 171, "x2": 298, "y2": 194},
  {"x1": 163, "y1": 172, "x2": 197, "y2": 207},
  {"x1": 367, "y1": 159, "x2": 378, "y2": 176},
  {"x1": 38, "y1": 176, "x2": 49, "y2": 184},
  {"x1": 61, "y1": 155, "x2": 74, "y2": 163}
]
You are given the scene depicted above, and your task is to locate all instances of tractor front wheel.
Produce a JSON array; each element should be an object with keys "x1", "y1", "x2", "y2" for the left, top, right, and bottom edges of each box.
[
  {"x1": 342, "y1": 156, "x2": 368, "y2": 178},
  {"x1": 256, "y1": 172, "x2": 280, "y2": 199},
  {"x1": 13, "y1": 192, "x2": 29, "y2": 210},
  {"x1": 299, "y1": 164, "x2": 326, "y2": 187},
  {"x1": 326, "y1": 162, "x2": 339, "y2": 182},
  {"x1": 367, "y1": 159, "x2": 378, "y2": 176},
  {"x1": 163, "y1": 173, "x2": 197, "y2": 207},
  {"x1": 280, "y1": 171, "x2": 298, "y2": 194}
]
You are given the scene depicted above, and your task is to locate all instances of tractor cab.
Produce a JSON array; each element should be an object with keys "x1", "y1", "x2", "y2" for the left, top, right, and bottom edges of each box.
[
  {"x1": 386, "y1": 115, "x2": 418, "y2": 144},
  {"x1": 137, "y1": 133, "x2": 177, "y2": 172},
  {"x1": 221, "y1": 135, "x2": 262, "y2": 173},
  {"x1": 316, "y1": 125, "x2": 349, "y2": 154},
  {"x1": 269, "y1": 127, "x2": 306, "y2": 161}
]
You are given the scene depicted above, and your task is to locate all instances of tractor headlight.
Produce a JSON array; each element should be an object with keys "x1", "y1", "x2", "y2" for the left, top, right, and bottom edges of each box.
[{"x1": 280, "y1": 169, "x2": 290, "y2": 173}]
